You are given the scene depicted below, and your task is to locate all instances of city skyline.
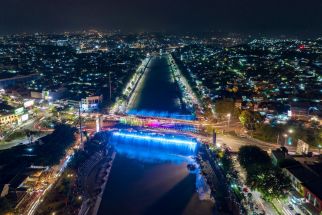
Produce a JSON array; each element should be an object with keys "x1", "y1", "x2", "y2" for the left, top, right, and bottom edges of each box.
[{"x1": 0, "y1": 0, "x2": 322, "y2": 36}]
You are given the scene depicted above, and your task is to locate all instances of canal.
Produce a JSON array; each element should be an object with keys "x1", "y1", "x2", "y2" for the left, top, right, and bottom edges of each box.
[
  {"x1": 97, "y1": 55, "x2": 214, "y2": 215},
  {"x1": 128, "y1": 55, "x2": 190, "y2": 116}
]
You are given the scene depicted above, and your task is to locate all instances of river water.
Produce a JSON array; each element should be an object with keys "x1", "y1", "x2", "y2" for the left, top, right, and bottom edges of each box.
[
  {"x1": 97, "y1": 55, "x2": 214, "y2": 215},
  {"x1": 129, "y1": 55, "x2": 182, "y2": 112}
]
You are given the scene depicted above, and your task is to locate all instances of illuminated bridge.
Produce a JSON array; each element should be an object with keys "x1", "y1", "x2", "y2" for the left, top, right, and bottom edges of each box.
[
  {"x1": 109, "y1": 130, "x2": 198, "y2": 155},
  {"x1": 127, "y1": 109, "x2": 196, "y2": 121}
]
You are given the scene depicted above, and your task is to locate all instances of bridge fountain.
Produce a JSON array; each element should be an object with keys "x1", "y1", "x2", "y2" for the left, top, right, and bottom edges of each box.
[{"x1": 110, "y1": 130, "x2": 198, "y2": 155}]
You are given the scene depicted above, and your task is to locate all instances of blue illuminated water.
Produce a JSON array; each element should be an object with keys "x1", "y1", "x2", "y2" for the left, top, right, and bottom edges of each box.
[
  {"x1": 97, "y1": 55, "x2": 213, "y2": 215},
  {"x1": 110, "y1": 130, "x2": 198, "y2": 155},
  {"x1": 97, "y1": 138, "x2": 214, "y2": 215},
  {"x1": 128, "y1": 55, "x2": 193, "y2": 118}
]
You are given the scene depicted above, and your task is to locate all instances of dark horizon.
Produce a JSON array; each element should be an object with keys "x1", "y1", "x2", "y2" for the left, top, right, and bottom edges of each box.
[{"x1": 1, "y1": 0, "x2": 322, "y2": 37}]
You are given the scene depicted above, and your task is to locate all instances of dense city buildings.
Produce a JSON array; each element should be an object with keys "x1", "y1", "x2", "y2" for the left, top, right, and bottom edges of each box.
[
  {"x1": 173, "y1": 38, "x2": 321, "y2": 106},
  {"x1": 0, "y1": 31, "x2": 320, "y2": 215}
]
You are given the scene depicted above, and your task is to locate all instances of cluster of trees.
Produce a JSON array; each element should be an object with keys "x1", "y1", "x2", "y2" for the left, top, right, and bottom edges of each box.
[
  {"x1": 35, "y1": 132, "x2": 107, "y2": 215},
  {"x1": 253, "y1": 120, "x2": 322, "y2": 146},
  {"x1": 253, "y1": 124, "x2": 280, "y2": 142},
  {"x1": 221, "y1": 150, "x2": 233, "y2": 173},
  {"x1": 0, "y1": 125, "x2": 76, "y2": 168},
  {"x1": 2, "y1": 128, "x2": 41, "y2": 143},
  {"x1": 237, "y1": 109, "x2": 321, "y2": 146},
  {"x1": 238, "y1": 146, "x2": 291, "y2": 201},
  {"x1": 291, "y1": 124, "x2": 322, "y2": 147},
  {"x1": 35, "y1": 169, "x2": 81, "y2": 215},
  {"x1": 0, "y1": 197, "x2": 14, "y2": 214},
  {"x1": 36, "y1": 124, "x2": 76, "y2": 166},
  {"x1": 239, "y1": 110, "x2": 263, "y2": 130},
  {"x1": 214, "y1": 99, "x2": 238, "y2": 119},
  {"x1": 3, "y1": 129, "x2": 27, "y2": 142},
  {"x1": 0, "y1": 124, "x2": 76, "y2": 214}
]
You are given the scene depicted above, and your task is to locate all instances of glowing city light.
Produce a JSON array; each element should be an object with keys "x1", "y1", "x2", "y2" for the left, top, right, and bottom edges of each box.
[
  {"x1": 113, "y1": 132, "x2": 196, "y2": 145},
  {"x1": 127, "y1": 109, "x2": 195, "y2": 120}
]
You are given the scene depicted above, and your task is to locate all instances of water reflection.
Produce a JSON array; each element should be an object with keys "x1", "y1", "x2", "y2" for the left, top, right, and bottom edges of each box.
[
  {"x1": 114, "y1": 143, "x2": 192, "y2": 164},
  {"x1": 97, "y1": 130, "x2": 213, "y2": 215}
]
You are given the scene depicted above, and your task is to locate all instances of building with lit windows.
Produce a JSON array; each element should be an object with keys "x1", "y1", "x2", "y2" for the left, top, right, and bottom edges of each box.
[
  {"x1": 0, "y1": 114, "x2": 19, "y2": 125},
  {"x1": 284, "y1": 163, "x2": 322, "y2": 214},
  {"x1": 81, "y1": 95, "x2": 103, "y2": 111}
]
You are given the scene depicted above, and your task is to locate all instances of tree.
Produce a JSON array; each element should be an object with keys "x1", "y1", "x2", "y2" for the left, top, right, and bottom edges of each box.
[
  {"x1": 0, "y1": 197, "x2": 14, "y2": 214},
  {"x1": 221, "y1": 150, "x2": 233, "y2": 172},
  {"x1": 33, "y1": 107, "x2": 40, "y2": 116},
  {"x1": 238, "y1": 145, "x2": 271, "y2": 170},
  {"x1": 202, "y1": 97, "x2": 215, "y2": 120},
  {"x1": 239, "y1": 110, "x2": 263, "y2": 130},
  {"x1": 253, "y1": 168, "x2": 291, "y2": 200},
  {"x1": 306, "y1": 128, "x2": 322, "y2": 147},
  {"x1": 50, "y1": 106, "x2": 59, "y2": 118},
  {"x1": 238, "y1": 146, "x2": 291, "y2": 200},
  {"x1": 215, "y1": 99, "x2": 235, "y2": 117},
  {"x1": 36, "y1": 124, "x2": 76, "y2": 166},
  {"x1": 253, "y1": 124, "x2": 280, "y2": 142},
  {"x1": 239, "y1": 110, "x2": 251, "y2": 128}
]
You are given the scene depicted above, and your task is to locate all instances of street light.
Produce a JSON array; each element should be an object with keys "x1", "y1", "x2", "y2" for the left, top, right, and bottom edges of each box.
[
  {"x1": 288, "y1": 129, "x2": 294, "y2": 134},
  {"x1": 287, "y1": 129, "x2": 295, "y2": 145}
]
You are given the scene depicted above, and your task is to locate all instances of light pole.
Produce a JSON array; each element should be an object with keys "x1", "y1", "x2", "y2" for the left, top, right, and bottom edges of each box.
[
  {"x1": 287, "y1": 129, "x2": 294, "y2": 145},
  {"x1": 277, "y1": 133, "x2": 280, "y2": 145},
  {"x1": 318, "y1": 144, "x2": 321, "y2": 155},
  {"x1": 227, "y1": 113, "x2": 231, "y2": 128},
  {"x1": 280, "y1": 129, "x2": 294, "y2": 146},
  {"x1": 283, "y1": 133, "x2": 288, "y2": 146},
  {"x1": 109, "y1": 71, "x2": 112, "y2": 102}
]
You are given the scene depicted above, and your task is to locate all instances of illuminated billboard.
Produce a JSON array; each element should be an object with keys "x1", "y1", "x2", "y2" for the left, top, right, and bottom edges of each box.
[
  {"x1": 21, "y1": 114, "x2": 29, "y2": 122},
  {"x1": 24, "y1": 100, "x2": 34, "y2": 108},
  {"x1": 15, "y1": 107, "x2": 24, "y2": 115}
]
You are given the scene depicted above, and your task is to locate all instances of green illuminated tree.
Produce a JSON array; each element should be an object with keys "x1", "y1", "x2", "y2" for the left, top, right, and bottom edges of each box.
[
  {"x1": 239, "y1": 110, "x2": 263, "y2": 130},
  {"x1": 254, "y1": 168, "x2": 291, "y2": 201},
  {"x1": 238, "y1": 146, "x2": 291, "y2": 200}
]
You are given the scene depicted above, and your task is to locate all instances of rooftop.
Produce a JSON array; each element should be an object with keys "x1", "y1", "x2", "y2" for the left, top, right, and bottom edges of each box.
[{"x1": 285, "y1": 162, "x2": 322, "y2": 200}]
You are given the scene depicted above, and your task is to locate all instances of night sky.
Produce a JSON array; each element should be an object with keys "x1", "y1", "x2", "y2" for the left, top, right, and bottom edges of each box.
[{"x1": 1, "y1": 0, "x2": 322, "y2": 35}]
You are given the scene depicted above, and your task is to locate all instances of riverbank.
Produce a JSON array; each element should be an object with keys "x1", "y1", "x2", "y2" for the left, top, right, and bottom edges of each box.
[
  {"x1": 198, "y1": 144, "x2": 246, "y2": 215},
  {"x1": 77, "y1": 148, "x2": 116, "y2": 215},
  {"x1": 110, "y1": 57, "x2": 151, "y2": 114},
  {"x1": 29, "y1": 132, "x2": 111, "y2": 215},
  {"x1": 126, "y1": 57, "x2": 151, "y2": 111},
  {"x1": 90, "y1": 151, "x2": 116, "y2": 215}
]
